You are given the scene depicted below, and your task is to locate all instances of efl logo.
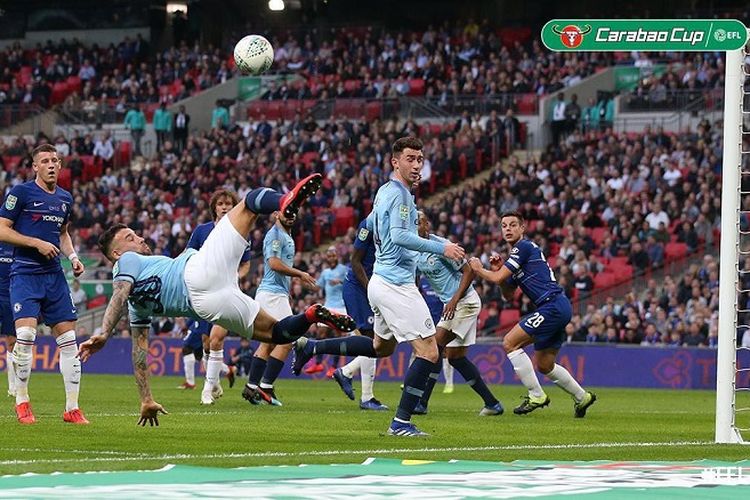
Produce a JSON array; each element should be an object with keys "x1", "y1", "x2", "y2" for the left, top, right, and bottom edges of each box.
[{"x1": 552, "y1": 24, "x2": 591, "y2": 48}]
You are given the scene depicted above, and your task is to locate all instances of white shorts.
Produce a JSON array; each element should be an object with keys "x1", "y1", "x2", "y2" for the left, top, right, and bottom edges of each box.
[
  {"x1": 317, "y1": 305, "x2": 346, "y2": 328},
  {"x1": 367, "y1": 274, "x2": 435, "y2": 343},
  {"x1": 184, "y1": 216, "x2": 259, "y2": 338},
  {"x1": 256, "y1": 290, "x2": 293, "y2": 321},
  {"x1": 438, "y1": 288, "x2": 481, "y2": 348}
]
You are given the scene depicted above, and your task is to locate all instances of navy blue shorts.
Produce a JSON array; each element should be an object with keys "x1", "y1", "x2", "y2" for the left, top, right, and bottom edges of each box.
[
  {"x1": 10, "y1": 272, "x2": 77, "y2": 326},
  {"x1": 0, "y1": 290, "x2": 14, "y2": 336},
  {"x1": 184, "y1": 319, "x2": 210, "y2": 350},
  {"x1": 342, "y1": 279, "x2": 374, "y2": 331},
  {"x1": 519, "y1": 294, "x2": 572, "y2": 351}
]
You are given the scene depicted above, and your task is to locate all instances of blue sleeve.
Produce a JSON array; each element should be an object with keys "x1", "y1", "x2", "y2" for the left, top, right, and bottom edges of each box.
[
  {"x1": 504, "y1": 240, "x2": 531, "y2": 274},
  {"x1": 113, "y1": 252, "x2": 142, "y2": 284},
  {"x1": 0, "y1": 185, "x2": 24, "y2": 223},
  {"x1": 186, "y1": 227, "x2": 202, "y2": 251},
  {"x1": 63, "y1": 192, "x2": 73, "y2": 226},
  {"x1": 353, "y1": 220, "x2": 372, "y2": 252},
  {"x1": 387, "y1": 192, "x2": 445, "y2": 254},
  {"x1": 240, "y1": 247, "x2": 252, "y2": 264},
  {"x1": 317, "y1": 269, "x2": 327, "y2": 289},
  {"x1": 264, "y1": 231, "x2": 282, "y2": 260}
]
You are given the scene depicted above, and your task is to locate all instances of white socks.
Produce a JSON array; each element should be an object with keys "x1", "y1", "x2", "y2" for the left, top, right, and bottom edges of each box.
[
  {"x1": 507, "y1": 349, "x2": 545, "y2": 398},
  {"x1": 547, "y1": 363, "x2": 586, "y2": 402},
  {"x1": 360, "y1": 357, "x2": 376, "y2": 402},
  {"x1": 442, "y1": 357, "x2": 454, "y2": 388},
  {"x1": 6, "y1": 351, "x2": 16, "y2": 395},
  {"x1": 13, "y1": 326, "x2": 35, "y2": 405},
  {"x1": 56, "y1": 330, "x2": 81, "y2": 412},
  {"x1": 203, "y1": 349, "x2": 223, "y2": 395},
  {"x1": 341, "y1": 356, "x2": 363, "y2": 378},
  {"x1": 183, "y1": 353, "x2": 196, "y2": 385}
]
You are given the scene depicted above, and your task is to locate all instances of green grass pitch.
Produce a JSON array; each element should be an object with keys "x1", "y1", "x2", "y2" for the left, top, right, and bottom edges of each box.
[{"x1": 0, "y1": 372, "x2": 746, "y2": 475}]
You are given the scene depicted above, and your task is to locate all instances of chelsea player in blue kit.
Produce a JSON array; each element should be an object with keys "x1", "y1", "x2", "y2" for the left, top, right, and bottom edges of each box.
[
  {"x1": 0, "y1": 144, "x2": 88, "y2": 425},
  {"x1": 414, "y1": 212, "x2": 503, "y2": 416},
  {"x1": 0, "y1": 242, "x2": 17, "y2": 398},
  {"x1": 293, "y1": 137, "x2": 465, "y2": 436},
  {"x1": 243, "y1": 211, "x2": 318, "y2": 407},
  {"x1": 180, "y1": 190, "x2": 246, "y2": 394},
  {"x1": 469, "y1": 211, "x2": 596, "y2": 418},
  {"x1": 78, "y1": 174, "x2": 356, "y2": 426},
  {"x1": 332, "y1": 218, "x2": 388, "y2": 411}
]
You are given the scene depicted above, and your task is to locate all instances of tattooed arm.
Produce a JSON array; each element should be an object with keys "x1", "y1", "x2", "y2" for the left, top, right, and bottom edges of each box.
[
  {"x1": 77, "y1": 280, "x2": 133, "y2": 361},
  {"x1": 131, "y1": 325, "x2": 168, "y2": 426}
]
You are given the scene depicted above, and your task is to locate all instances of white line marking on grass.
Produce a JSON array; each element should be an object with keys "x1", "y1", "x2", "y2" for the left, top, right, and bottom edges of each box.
[
  {"x1": 0, "y1": 440, "x2": 713, "y2": 466},
  {"x1": 0, "y1": 447, "x2": 148, "y2": 457}
]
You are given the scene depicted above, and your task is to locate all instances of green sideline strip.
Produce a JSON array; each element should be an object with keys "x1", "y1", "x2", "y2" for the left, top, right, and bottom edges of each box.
[{"x1": 1, "y1": 459, "x2": 749, "y2": 498}]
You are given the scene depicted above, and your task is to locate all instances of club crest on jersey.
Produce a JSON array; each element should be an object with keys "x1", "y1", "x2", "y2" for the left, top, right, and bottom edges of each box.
[
  {"x1": 427, "y1": 255, "x2": 437, "y2": 266},
  {"x1": 61, "y1": 202, "x2": 67, "y2": 213},
  {"x1": 425, "y1": 318, "x2": 433, "y2": 329},
  {"x1": 4, "y1": 195, "x2": 16, "y2": 210},
  {"x1": 399, "y1": 204, "x2": 409, "y2": 221},
  {"x1": 358, "y1": 228, "x2": 369, "y2": 241},
  {"x1": 511, "y1": 247, "x2": 519, "y2": 254}
]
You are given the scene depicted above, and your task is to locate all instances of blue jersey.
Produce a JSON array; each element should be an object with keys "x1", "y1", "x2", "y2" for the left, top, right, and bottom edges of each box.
[
  {"x1": 187, "y1": 221, "x2": 251, "y2": 263},
  {"x1": 345, "y1": 219, "x2": 376, "y2": 287},
  {"x1": 0, "y1": 181, "x2": 73, "y2": 275},
  {"x1": 113, "y1": 249, "x2": 197, "y2": 326},
  {"x1": 369, "y1": 180, "x2": 443, "y2": 285},
  {"x1": 504, "y1": 238, "x2": 564, "y2": 306},
  {"x1": 257, "y1": 224, "x2": 295, "y2": 295},
  {"x1": 317, "y1": 263, "x2": 347, "y2": 311},
  {"x1": 418, "y1": 276, "x2": 443, "y2": 325},
  {"x1": 416, "y1": 235, "x2": 472, "y2": 304},
  {"x1": 0, "y1": 242, "x2": 13, "y2": 291}
]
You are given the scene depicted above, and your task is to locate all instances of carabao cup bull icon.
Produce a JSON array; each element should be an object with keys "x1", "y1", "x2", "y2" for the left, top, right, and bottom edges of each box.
[{"x1": 552, "y1": 24, "x2": 592, "y2": 49}]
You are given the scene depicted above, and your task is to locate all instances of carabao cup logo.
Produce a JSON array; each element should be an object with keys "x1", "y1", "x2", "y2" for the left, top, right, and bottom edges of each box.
[{"x1": 552, "y1": 24, "x2": 592, "y2": 48}]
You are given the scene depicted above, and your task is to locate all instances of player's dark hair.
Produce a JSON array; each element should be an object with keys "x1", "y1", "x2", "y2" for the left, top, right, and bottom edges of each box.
[
  {"x1": 501, "y1": 211, "x2": 525, "y2": 224},
  {"x1": 30, "y1": 143, "x2": 57, "y2": 161},
  {"x1": 209, "y1": 189, "x2": 239, "y2": 220},
  {"x1": 98, "y1": 223, "x2": 128, "y2": 261},
  {"x1": 391, "y1": 136, "x2": 423, "y2": 156}
]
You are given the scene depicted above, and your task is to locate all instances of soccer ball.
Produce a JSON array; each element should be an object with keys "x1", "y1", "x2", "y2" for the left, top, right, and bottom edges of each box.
[{"x1": 234, "y1": 34, "x2": 274, "y2": 76}]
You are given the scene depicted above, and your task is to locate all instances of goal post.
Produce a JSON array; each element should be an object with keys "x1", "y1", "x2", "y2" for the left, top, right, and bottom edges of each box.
[
  {"x1": 541, "y1": 19, "x2": 750, "y2": 445},
  {"x1": 715, "y1": 40, "x2": 745, "y2": 444}
]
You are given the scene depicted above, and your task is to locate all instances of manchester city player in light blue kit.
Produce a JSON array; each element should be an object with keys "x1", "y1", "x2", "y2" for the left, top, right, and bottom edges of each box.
[
  {"x1": 332, "y1": 217, "x2": 388, "y2": 411},
  {"x1": 293, "y1": 137, "x2": 465, "y2": 437},
  {"x1": 0, "y1": 144, "x2": 88, "y2": 425},
  {"x1": 78, "y1": 174, "x2": 356, "y2": 426},
  {"x1": 243, "y1": 211, "x2": 318, "y2": 406},
  {"x1": 469, "y1": 211, "x2": 596, "y2": 418},
  {"x1": 303, "y1": 247, "x2": 348, "y2": 376},
  {"x1": 414, "y1": 211, "x2": 503, "y2": 416}
]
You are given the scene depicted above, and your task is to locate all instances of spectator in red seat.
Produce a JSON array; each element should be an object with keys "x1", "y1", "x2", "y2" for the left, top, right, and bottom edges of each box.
[{"x1": 628, "y1": 241, "x2": 650, "y2": 271}]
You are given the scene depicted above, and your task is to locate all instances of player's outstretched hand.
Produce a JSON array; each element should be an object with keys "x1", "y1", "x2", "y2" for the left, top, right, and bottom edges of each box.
[
  {"x1": 138, "y1": 400, "x2": 168, "y2": 427},
  {"x1": 35, "y1": 240, "x2": 59, "y2": 259},
  {"x1": 300, "y1": 272, "x2": 319, "y2": 291},
  {"x1": 71, "y1": 258, "x2": 85, "y2": 277},
  {"x1": 489, "y1": 253, "x2": 504, "y2": 271},
  {"x1": 468, "y1": 257, "x2": 484, "y2": 272},
  {"x1": 444, "y1": 242, "x2": 465, "y2": 261},
  {"x1": 77, "y1": 335, "x2": 108, "y2": 362}
]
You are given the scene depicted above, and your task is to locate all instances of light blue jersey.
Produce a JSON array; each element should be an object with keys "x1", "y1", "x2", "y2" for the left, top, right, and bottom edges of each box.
[
  {"x1": 318, "y1": 263, "x2": 347, "y2": 311},
  {"x1": 113, "y1": 249, "x2": 197, "y2": 326},
  {"x1": 369, "y1": 180, "x2": 444, "y2": 285},
  {"x1": 416, "y1": 235, "x2": 472, "y2": 304},
  {"x1": 257, "y1": 224, "x2": 295, "y2": 295}
]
